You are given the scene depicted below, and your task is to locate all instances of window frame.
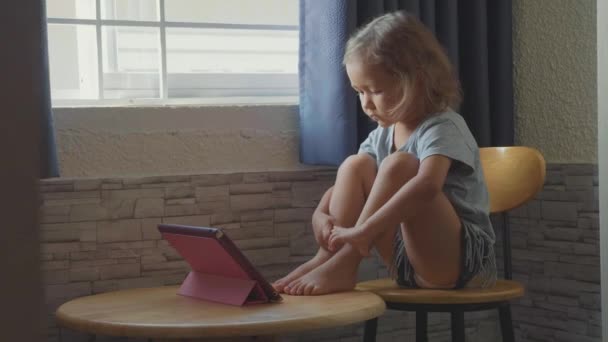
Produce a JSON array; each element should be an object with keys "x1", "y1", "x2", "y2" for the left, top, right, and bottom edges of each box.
[{"x1": 46, "y1": 0, "x2": 299, "y2": 107}]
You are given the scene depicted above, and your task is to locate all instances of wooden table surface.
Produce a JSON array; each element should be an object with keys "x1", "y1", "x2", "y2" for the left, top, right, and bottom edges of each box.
[{"x1": 56, "y1": 286, "x2": 386, "y2": 339}]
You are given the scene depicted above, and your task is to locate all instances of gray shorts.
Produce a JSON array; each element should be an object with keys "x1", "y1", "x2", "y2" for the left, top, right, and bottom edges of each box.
[{"x1": 392, "y1": 222, "x2": 497, "y2": 289}]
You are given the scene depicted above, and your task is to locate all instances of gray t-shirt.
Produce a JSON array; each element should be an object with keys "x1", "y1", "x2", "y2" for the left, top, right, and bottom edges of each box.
[{"x1": 358, "y1": 111, "x2": 495, "y2": 242}]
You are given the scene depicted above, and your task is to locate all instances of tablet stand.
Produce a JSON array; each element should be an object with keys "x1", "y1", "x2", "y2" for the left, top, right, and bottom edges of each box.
[{"x1": 178, "y1": 271, "x2": 269, "y2": 306}]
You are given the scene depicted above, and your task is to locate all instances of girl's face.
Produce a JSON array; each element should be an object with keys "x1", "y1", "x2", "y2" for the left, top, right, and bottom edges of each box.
[{"x1": 346, "y1": 60, "x2": 411, "y2": 127}]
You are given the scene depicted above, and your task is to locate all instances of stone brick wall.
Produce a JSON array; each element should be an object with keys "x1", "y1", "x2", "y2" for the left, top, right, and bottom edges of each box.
[
  {"x1": 500, "y1": 164, "x2": 601, "y2": 342},
  {"x1": 39, "y1": 164, "x2": 600, "y2": 341}
]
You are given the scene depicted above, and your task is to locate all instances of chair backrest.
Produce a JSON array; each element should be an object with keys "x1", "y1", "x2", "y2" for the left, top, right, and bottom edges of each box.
[
  {"x1": 479, "y1": 146, "x2": 546, "y2": 280},
  {"x1": 479, "y1": 147, "x2": 546, "y2": 214}
]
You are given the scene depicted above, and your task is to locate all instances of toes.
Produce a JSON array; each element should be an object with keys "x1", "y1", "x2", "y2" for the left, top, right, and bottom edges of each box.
[
  {"x1": 303, "y1": 283, "x2": 315, "y2": 296},
  {"x1": 283, "y1": 285, "x2": 292, "y2": 295},
  {"x1": 285, "y1": 280, "x2": 300, "y2": 295},
  {"x1": 292, "y1": 282, "x2": 304, "y2": 296},
  {"x1": 274, "y1": 279, "x2": 286, "y2": 288}
]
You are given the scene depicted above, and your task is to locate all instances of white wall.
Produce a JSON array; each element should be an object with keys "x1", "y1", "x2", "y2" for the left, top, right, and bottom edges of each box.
[{"x1": 513, "y1": 0, "x2": 597, "y2": 163}]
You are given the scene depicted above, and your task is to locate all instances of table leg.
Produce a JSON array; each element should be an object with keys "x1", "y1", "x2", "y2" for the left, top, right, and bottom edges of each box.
[{"x1": 363, "y1": 318, "x2": 378, "y2": 342}]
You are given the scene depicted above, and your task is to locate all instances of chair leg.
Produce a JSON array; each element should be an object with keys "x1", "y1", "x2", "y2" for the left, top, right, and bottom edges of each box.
[
  {"x1": 416, "y1": 310, "x2": 428, "y2": 342},
  {"x1": 450, "y1": 311, "x2": 465, "y2": 342},
  {"x1": 499, "y1": 303, "x2": 515, "y2": 342},
  {"x1": 363, "y1": 318, "x2": 378, "y2": 342}
]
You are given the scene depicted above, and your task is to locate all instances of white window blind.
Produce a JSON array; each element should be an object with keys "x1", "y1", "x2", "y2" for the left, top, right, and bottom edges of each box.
[{"x1": 46, "y1": 0, "x2": 299, "y2": 106}]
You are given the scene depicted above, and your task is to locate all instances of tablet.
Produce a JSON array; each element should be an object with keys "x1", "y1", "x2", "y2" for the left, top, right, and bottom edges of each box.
[{"x1": 158, "y1": 224, "x2": 282, "y2": 305}]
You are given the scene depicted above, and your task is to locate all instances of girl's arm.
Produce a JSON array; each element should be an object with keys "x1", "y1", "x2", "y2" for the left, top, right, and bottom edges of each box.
[
  {"x1": 362, "y1": 155, "x2": 452, "y2": 236},
  {"x1": 329, "y1": 155, "x2": 451, "y2": 253}
]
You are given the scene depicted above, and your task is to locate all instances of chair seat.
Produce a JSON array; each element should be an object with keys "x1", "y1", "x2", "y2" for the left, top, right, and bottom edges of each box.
[{"x1": 356, "y1": 278, "x2": 524, "y2": 305}]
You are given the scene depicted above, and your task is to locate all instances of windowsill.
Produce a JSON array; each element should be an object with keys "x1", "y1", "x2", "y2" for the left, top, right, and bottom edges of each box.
[{"x1": 52, "y1": 102, "x2": 308, "y2": 177}]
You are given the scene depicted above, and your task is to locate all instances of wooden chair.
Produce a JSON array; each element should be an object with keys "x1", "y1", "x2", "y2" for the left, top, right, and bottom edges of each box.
[{"x1": 357, "y1": 146, "x2": 546, "y2": 342}]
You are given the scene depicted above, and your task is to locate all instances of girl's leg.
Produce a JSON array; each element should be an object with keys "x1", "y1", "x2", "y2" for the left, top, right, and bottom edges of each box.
[
  {"x1": 400, "y1": 187, "x2": 462, "y2": 288},
  {"x1": 287, "y1": 152, "x2": 461, "y2": 294},
  {"x1": 366, "y1": 152, "x2": 462, "y2": 287},
  {"x1": 353, "y1": 151, "x2": 419, "y2": 268},
  {"x1": 274, "y1": 154, "x2": 376, "y2": 292},
  {"x1": 328, "y1": 154, "x2": 377, "y2": 230},
  {"x1": 285, "y1": 152, "x2": 416, "y2": 295}
]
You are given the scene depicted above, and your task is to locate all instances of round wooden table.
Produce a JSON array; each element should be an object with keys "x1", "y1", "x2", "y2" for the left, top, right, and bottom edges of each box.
[{"x1": 56, "y1": 286, "x2": 386, "y2": 341}]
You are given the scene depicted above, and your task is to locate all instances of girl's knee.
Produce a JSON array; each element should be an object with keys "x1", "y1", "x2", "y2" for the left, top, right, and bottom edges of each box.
[
  {"x1": 379, "y1": 152, "x2": 419, "y2": 178},
  {"x1": 338, "y1": 154, "x2": 376, "y2": 177}
]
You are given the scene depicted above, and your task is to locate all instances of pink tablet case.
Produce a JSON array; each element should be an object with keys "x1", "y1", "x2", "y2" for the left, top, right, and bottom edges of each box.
[
  {"x1": 162, "y1": 232, "x2": 268, "y2": 306},
  {"x1": 159, "y1": 226, "x2": 278, "y2": 306}
]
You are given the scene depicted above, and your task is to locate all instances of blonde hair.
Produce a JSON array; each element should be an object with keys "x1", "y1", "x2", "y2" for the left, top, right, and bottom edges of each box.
[{"x1": 343, "y1": 11, "x2": 461, "y2": 119}]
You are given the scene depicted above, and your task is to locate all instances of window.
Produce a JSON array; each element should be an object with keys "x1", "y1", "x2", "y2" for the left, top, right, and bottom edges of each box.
[{"x1": 46, "y1": 0, "x2": 299, "y2": 106}]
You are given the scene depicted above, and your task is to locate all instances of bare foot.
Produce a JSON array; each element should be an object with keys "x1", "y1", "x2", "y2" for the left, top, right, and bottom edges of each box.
[
  {"x1": 273, "y1": 248, "x2": 332, "y2": 293},
  {"x1": 284, "y1": 246, "x2": 362, "y2": 296},
  {"x1": 329, "y1": 226, "x2": 371, "y2": 256}
]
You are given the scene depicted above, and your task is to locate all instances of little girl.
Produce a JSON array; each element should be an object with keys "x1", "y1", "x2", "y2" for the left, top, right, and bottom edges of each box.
[{"x1": 273, "y1": 11, "x2": 496, "y2": 295}]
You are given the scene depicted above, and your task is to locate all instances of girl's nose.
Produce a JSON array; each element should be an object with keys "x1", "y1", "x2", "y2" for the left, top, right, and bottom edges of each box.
[{"x1": 361, "y1": 94, "x2": 375, "y2": 110}]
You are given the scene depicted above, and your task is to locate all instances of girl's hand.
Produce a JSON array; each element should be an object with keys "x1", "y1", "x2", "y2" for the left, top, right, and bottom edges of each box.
[
  {"x1": 312, "y1": 210, "x2": 335, "y2": 250},
  {"x1": 328, "y1": 226, "x2": 371, "y2": 257}
]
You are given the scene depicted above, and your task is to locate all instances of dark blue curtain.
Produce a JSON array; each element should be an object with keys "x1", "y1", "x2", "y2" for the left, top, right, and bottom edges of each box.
[{"x1": 298, "y1": 0, "x2": 513, "y2": 166}]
